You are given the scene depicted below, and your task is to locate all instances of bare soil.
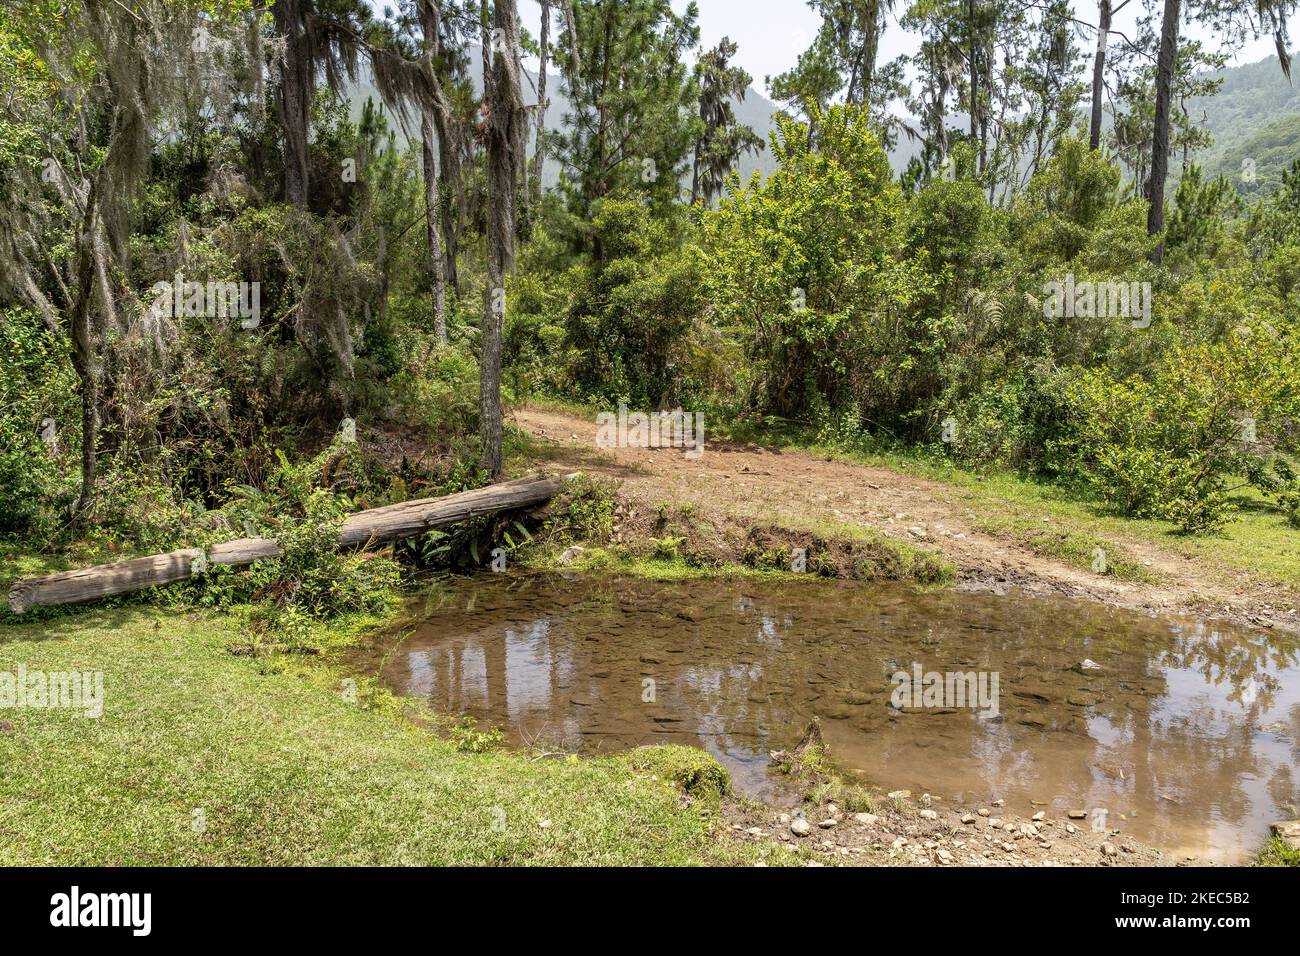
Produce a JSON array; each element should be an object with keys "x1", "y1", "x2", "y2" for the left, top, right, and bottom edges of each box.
[{"x1": 514, "y1": 405, "x2": 1298, "y2": 635}]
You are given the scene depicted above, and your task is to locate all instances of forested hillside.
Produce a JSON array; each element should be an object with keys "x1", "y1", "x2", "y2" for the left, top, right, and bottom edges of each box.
[{"x1": 1195, "y1": 55, "x2": 1300, "y2": 196}]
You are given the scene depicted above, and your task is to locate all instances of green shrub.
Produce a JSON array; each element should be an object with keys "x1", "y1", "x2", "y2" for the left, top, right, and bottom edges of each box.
[
  {"x1": 697, "y1": 103, "x2": 932, "y2": 424},
  {"x1": 1255, "y1": 835, "x2": 1300, "y2": 867},
  {"x1": 1063, "y1": 324, "x2": 1300, "y2": 533},
  {"x1": 0, "y1": 309, "x2": 79, "y2": 537},
  {"x1": 190, "y1": 441, "x2": 402, "y2": 625},
  {"x1": 452, "y1": 716, "x2": 504, "y2": 753},
  {"x1": 543, "y1": 474, "x2": 619, "y2": 544},
  {"x1": 626, "y1": 745, "x2": 730, "y2": 801}
]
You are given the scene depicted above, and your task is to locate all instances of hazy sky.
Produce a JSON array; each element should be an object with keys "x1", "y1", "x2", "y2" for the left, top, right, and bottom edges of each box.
[
  {"x1": 370, "y1": 1, "x2": 1280, "y2": 100},
  {"x1": 513, "y1": 0, "x2": 1279, "y2": 98}
]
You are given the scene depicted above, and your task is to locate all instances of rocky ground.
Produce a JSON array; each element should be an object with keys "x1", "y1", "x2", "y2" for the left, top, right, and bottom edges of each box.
[{"x1": 724, "y1": 790, "x2": 1185, "y2": 867}]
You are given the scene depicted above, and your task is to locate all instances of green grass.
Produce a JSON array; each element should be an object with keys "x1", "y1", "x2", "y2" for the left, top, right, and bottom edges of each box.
[
  {"x1": 0, "y1": 604, "x2": 749, "y2": 865},
  {"x1": 915, "y1": 464, "x2": 1300, "y2": 591},
  {"x1": 969, "y1": 513, "x2": 1157, "y2": 583},
  {"x1": 528, "y1": 546, "x2": 806, "y2": 581},
  {"x1": 1254, "y1": 835, "x2": 1300, "y2": 867}
]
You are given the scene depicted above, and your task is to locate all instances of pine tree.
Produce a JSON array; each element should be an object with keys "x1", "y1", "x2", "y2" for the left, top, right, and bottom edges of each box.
[
  {"x1": 691, "y1": 38, "x2": 763, "y2": 205},
  {"x1": 552, "y1": 0, "x2": 699, "y2": 237}
]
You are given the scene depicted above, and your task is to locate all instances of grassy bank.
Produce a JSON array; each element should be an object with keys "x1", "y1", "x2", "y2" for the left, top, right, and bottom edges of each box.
[
  {"x1": 3, "y1": 402, "x2": 1295, "y2": 868},
  {"x1": 1255, "y1": 835, "x2": 1300, "y2": 867},
  {"x1": 0, "y1": 603, "x2": 746, "y2": 865},
  {"x1": 523, "y1": 511, "x2": 954, "y2": 586}
]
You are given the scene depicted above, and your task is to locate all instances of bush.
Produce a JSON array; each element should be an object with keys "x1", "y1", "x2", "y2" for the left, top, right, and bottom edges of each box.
[
  {"x1": 543, "y1": 474, "x2": 619, "y2": 544},
  {"x1": 697, "y1": 103, "x2": 931, "y2": 423},
  {"x1": 0, "y1": 309, "x2": 79, "y2": 537},
  {"x1": 1062, "y1": 323, "x2": 1300, "y2": 533},
  {"x1": 559, "y1": 199, "x2": 702, "y2": 408},
  {"x1": 452, "y1": 716, "x2": 504, "y2": 753},
  {"x1": 190, "y1": 441, "x2": 401, "y2": 626}
]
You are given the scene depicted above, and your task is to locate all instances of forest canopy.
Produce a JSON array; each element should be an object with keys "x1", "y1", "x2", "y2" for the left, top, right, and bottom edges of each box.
[{"x1": 2, "y1": 0, "x2": 1299, "y2": 574}]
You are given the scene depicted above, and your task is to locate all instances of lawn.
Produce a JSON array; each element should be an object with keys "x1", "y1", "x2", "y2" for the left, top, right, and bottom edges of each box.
[{"x1": 0, "y1": 603, "x2": 742, "y2": 865}]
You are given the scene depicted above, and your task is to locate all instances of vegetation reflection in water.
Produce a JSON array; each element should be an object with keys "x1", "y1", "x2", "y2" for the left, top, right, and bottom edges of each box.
[{"x1": 355, "y1": 573, "x2": 1300, "y2": 864}]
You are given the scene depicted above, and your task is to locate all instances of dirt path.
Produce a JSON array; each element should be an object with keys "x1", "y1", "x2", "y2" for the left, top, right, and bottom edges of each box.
[{"x1": 513, "y1": 405, "x2": 1298, "y2": 634}]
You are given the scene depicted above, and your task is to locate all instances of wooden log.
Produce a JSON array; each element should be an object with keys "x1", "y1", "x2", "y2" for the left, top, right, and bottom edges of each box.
[
  {"x1": 7, "y1": 473, "x2": 572, "y2": 614},
  {"x1": 7, "y1": 548, "x2": 206, "y2": 617}
]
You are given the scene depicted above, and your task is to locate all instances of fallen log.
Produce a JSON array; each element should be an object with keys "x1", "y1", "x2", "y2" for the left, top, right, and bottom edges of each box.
[{"x1": 7, "y1": 473, "x2": 572, "y2": 615}]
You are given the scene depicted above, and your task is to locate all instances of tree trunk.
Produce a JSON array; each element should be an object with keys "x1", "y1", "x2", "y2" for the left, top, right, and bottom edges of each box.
[
  {"x1": 273, "y1": 0, "x2": 311, "y2": 207},
  {"x1": 418, "y1": 0, "x2": 448, "y2": 343},
  {"x1": 562, "y1": 0, "x2": 581, "y2": 75},
  {"x1": 591, "y1": 2, "x2": 613, "y2": 259},
  {"x1": 68, "y1": 180, "x2": 102, "y2": 519},
  {"x1": 1146, "y1": 0, "x2": 1180, "y2": 263},
  {"x1": 1089, "y1": 0, "x2": 1111, "y2": 150},
  {"x1": 433, "y1": 109, "x2": 461, "y2": 291},
  {"x1": 422, "y1": 110, "x2": 448, "y2": 343},
  {"x1": 968, "y1": 0, "x2": 979, "y2": 171},
  {"x1": 480, "y1": 0, "x2": 526, "y2": 477},
  {"x1": 691, "y1": 139, "x2": 701, "y2": 205},
  {"x1": 530, "y1": 0, "x2": 551, "y2": 205},
  {"x1": 9, "y1": 475, "x2": 572, "y2": 614},
  {"x1": 862, "y1": 0, "x2": 880, "y2": 103},
  {"x1": 480, "y1": 0, "x2": 494, "y2": 106}
]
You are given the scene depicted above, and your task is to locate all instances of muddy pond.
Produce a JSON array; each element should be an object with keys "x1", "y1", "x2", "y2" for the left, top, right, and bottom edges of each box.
[{"x1": 351, "y1": 572, "x2": 1300, "y2": 863}]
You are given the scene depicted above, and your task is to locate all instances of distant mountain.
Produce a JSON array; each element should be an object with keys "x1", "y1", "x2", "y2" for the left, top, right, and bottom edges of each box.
[{"x1": 1190, "y1": 55, "x2": 1300, "y2": 198}]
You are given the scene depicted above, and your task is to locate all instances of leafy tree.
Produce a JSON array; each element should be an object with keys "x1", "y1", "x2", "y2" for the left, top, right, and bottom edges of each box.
[
  {"x1": 1164, "y1": 163, "x2": 1243, "y2": 265},
  {"x1": 1111, "y1": 32, "x2": 1225, "y2": 195},
  {"x1": 1008, "y1": 137, "x2": 1156, "y2": 273},
  {"x1": 1248, "y1": 158, "x2": 1300, "y2": 251},
  {"x1": 0, "y1": 0, "x2": 250, "y2": 516},
  {"x1": 558, "y1": 200, "x2": 701, "y2": 406},
  {"x1": 697, "y1": 103, "x2": 930, "y2": 423},
  {"x1": 771, "y1": 0, "x2": 900, "y2": 127}
]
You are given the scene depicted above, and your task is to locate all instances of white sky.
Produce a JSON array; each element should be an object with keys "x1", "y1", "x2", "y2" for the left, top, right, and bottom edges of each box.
[
  {"x1": 516, "y1": 0, "x2": 1279, "y2": 98},
  {"x1": 368, "y1": 1, "x2": 1280, "y2": 100}
]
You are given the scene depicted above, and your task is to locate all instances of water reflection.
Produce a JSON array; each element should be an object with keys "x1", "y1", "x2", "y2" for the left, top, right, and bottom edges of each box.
[{"x1": 354, "y1": 573, "x2": 1300, "y2": 863}]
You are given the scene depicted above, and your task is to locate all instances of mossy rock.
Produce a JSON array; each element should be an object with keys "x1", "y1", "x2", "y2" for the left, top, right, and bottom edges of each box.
[{"x1": 626, "y1": 745, "x2": 730, "y2": 801}]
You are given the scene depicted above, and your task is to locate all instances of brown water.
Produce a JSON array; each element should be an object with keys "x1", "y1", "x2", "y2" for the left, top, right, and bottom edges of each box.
[{"x1": 353, "y1": 572, "x2": 1300, "y2": 863}]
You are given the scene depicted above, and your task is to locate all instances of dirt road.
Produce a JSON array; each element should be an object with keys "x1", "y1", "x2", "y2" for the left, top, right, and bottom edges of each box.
[{"x1": 513, "y1": 405, "x2": 1298, "y2": 634}]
